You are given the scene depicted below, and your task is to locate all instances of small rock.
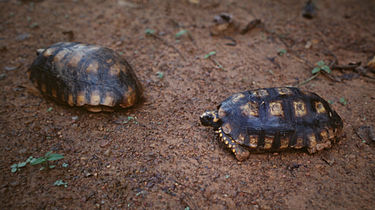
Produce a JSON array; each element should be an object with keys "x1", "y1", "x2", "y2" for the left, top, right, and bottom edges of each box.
[
  {"x1": 80, "y1": 156, "x2": 88, "y2": 160},
  {"x1": 18, "y1": 148, "x2": 27, "y2": 154},
  {"x1": 0, "y1": 73, "x2": 6, "y2": 80},
  {"x1": 357, "y1": 126, "x2": 375, "y2": 143},
  {"x1": 4, "y1": 66, "x2": 17, "y2": 71},
  {"x1": 84, "y1": 169, "x2": 93, "y2": 177},
  {"x1": 188, "y1": 0, "x2": 199, "y2": 4},
  {"x1": 15, "y1": 33, "x2": 31, "y2": 41},
  {"x1": 321, "y1": 154, "x2": 335, "y2": 166},
  {"x1": 100, "y1": 140, "x2": 111, "y2": 148},
  {"x1": 117, "y1": 0, "x2": 140, "y2": 8},
  {"x1": 104, "y1": 149, "x2": 111, "y2": 157},
  {"x1": 10, "y1": 181, "x2": 19, "y2": 187},
  {"x1": 305, "y1": 41, "x2": 312, "y2": 49}
]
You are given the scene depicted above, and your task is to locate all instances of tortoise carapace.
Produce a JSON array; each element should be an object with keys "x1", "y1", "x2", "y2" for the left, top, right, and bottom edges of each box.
[
  {"x1": 28, "y1": 42, "x2": 142, "y2": 112},
  {"x1": 200, "y1": 87, "x2": 343, "y2": 161}
]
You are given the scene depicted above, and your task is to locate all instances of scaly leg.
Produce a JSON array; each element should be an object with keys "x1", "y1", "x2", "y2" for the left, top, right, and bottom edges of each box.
[{"x1": 217, "y1": 127, "x2": 250, "y2": 161}]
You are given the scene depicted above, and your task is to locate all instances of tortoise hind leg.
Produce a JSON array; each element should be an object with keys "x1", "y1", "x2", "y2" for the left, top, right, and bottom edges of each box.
[{"x1": 218, "y1": 128, "x2": 250, "y2": 161}]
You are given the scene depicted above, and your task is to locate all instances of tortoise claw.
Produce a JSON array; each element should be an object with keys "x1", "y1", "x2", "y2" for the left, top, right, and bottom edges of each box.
[
  {"x1": 218, "y1": 128, "x2": 250, "y2": 161},
  {"x1": 233, "y1": 145, "x2": 250, "y2": 161}
]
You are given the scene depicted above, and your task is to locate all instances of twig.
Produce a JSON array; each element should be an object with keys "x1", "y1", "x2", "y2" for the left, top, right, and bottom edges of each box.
[
  {"x1": 240, "y1": 19, "x2": 261, "y2": 34},
  {"x1": 223, "y1": 36, "x2": 237, "y2": 46},
  {"x1": 295, "y1": 72, "x2": 320, "y2": 87},
  {"x1": 332, "y1": 63, "x2": 361, "y2": 70},
  {"x1": 209, "y1": 58, "x2": 224, "y2": 70},
  {"x1": 147, "y1": 33, "x2": 186, "y2": 61}
]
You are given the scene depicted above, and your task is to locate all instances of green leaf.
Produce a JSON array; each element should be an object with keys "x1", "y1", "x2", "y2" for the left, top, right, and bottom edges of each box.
[
  {"x1": 17, "y1": 162, "x2": 27, "y2": 168},
  {"x1": 30, "y1": 157, "x2": 46, "y2": 165},
  {"x1": 62, "y1": 163, "x2": 69, "y2": 168},
  {"x1": 204, "y1": 51, "x2": 216, "y2": 59},
  {"x1": 312, "y1": 67, "x2": 321, "y2": 74},
  {"x1": 49, "y1": 165, "x2": 56, "y2": 169},
  {"x1": 47, "y1": 107, "x2": 53, "y2": 112},
  {"x1": 26, "y1": 156, "x2": 34, "y2": 163},
  {"x1": 46, "y1": 153, "x2": 64, "y2": 161},
  {"x1": 156, "y1": 71, "x2": 164, "y2": 79},
  {"x1": 321, "y1": 65, "x2": 331, "y2": 73},
  {"x1": 54, "y1": 180, "x2": 68, "y2": 187},
  {"x1": 339, "y1": 97, "x2": 347, "y2": 105},
  {"x1": 11, "y1": 167, "x2": 18, "y2": 173},
  {"x1": 328, "y1": 100, "x2": 334, "y2": 104},
  {"x1": 40, "y1": 166, "x2": 45, "y2": 170},
  {"x1": 175, "y1": 29, "x2": 188, "y2": 38},
  {"x1": 29, "y1": 22, "x2": 38, "y2": 28},
  {"x1": 11, "y1": 163, "x2": 18, "y2": 168},
  {"x1": 145, "y1": 29, "x2": 155, "y2": 35},
  {"x1": 316, "y1": 60, "x2": 325, "y2": 67},
  {"x1": 278, "y1": 49, "x2": 287, "y2": 56}
]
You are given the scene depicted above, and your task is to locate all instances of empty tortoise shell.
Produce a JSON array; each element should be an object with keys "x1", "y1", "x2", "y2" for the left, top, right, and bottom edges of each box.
[{"x1": 28, "y1": 42, "x2": 142, "y2": 112}]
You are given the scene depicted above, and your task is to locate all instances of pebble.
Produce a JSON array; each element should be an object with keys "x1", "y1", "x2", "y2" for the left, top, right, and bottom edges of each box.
[
  {"x1": 10, "y1": 181, "x2": 19, "y2": 187},
  {"x1": 4, "y1": 66, "x2": 17, "y2": 71},
  {"x1": 104, "y1": 149, "x2": 111, "y2": 157},
  {"x1": 18, "y1": 148, "x2": 27, "y2": 154},
  {"x1": 100, "y1": 140, "x2": 111, "y2": 148},
  {"x1": 15, "y1": 33, "x2": 30, "y2": 41},
  {"x1": 84, "y1": 170, "x2": 93, "y2": 177},
  {"x1": 0, "y1": 73, "x2": 6, "y2": 80},
  {"x1": 305, "y1": 41, "x2": 312, "y2": 49}
]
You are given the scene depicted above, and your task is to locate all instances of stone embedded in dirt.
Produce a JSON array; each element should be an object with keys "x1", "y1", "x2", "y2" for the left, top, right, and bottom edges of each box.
[
  {"x1": 15, "y1": 33, "x2": 31, "y2": 41},
  {"x1": 0, "y1": 73, "x2": 6, "y2": 80},
  {"x1": 10, "y1": 181, "x2": 19, "y2": 187},
  {"x1": 104, "y1": 149, "x2": 111, "y2": 156},
  {"x1": 4, "y1": 66, "x2": 17, "y2": 71},
  {"x1": 321, "y1": 154, "x2": 335, "y2": 166},
  {"x1": 356, "y1": 125, "x2": 375, "y2": 143},
  {"x1": 209, "y1": 13, "x2": 260, "y2": 36},
  {"x1": 84, "y1": 169, "x2": 93, "y2": 177},
  {"x1": 100, "y1": 140, "x2": 111, "y2": 148}
]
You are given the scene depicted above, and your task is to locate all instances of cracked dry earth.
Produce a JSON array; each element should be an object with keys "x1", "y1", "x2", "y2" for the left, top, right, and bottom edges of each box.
[{"x1": 1, "y1": 0, "x2": 375, "y2": 209}]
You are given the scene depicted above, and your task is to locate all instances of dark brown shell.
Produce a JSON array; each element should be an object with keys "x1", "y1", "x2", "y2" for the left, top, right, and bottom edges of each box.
[
  {"x1": 217, "y1": 87, "x2": 343, "y2": 153},
  {"x1": 28, "y1": 42, "x2": 142, "y2": 112}
]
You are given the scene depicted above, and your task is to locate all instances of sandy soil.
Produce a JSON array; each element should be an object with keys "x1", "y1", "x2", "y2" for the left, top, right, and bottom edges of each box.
[{"x1": 1, "y1": 0, "x2": 375, "y2": 209}]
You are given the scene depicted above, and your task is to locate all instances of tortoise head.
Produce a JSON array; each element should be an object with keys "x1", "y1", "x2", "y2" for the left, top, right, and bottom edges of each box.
[{"x1": 200, "y1": 110, "x2": 220, "y2": 129}]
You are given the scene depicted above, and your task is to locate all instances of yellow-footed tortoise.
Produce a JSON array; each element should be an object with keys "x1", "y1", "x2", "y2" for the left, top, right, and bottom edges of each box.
[
  {"x1": 28, "y1": 42, "x2": 142, "y2": 112},
  {"x1": 200, "y1": 87, "x2": 343, "y2": 161}
]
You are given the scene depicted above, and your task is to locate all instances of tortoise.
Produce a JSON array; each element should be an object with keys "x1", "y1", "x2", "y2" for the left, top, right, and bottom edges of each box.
[
  {"x1": 28, "y1": 42, "x2": 142, "y2": 112},
  {"x1": 200, "y1": 87, "x2": 343, "y2": 161}
]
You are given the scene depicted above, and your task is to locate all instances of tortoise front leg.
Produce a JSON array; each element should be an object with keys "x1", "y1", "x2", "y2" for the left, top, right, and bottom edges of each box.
[{"x1": 218, "y1": 128, "x2": 250, "y2": 161}]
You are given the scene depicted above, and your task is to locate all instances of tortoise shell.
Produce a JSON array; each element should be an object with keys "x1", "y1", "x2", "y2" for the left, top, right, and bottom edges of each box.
[
  {"x1": 28, "y1": 42, "x2": 142, "y2": 112},
  {"x1": 200, "y1": 87, "x2": 343, "y2": 161}
]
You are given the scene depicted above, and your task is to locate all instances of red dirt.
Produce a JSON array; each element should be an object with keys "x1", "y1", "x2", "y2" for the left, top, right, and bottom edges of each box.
[{"x1": 1, "y1": 0, "x2": 375, "y2": 209}]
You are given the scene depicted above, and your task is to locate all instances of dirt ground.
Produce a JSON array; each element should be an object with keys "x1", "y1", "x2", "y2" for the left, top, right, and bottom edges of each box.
[{"x1": 1, "y1": 0, "x2": 375, "y2": 209}]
